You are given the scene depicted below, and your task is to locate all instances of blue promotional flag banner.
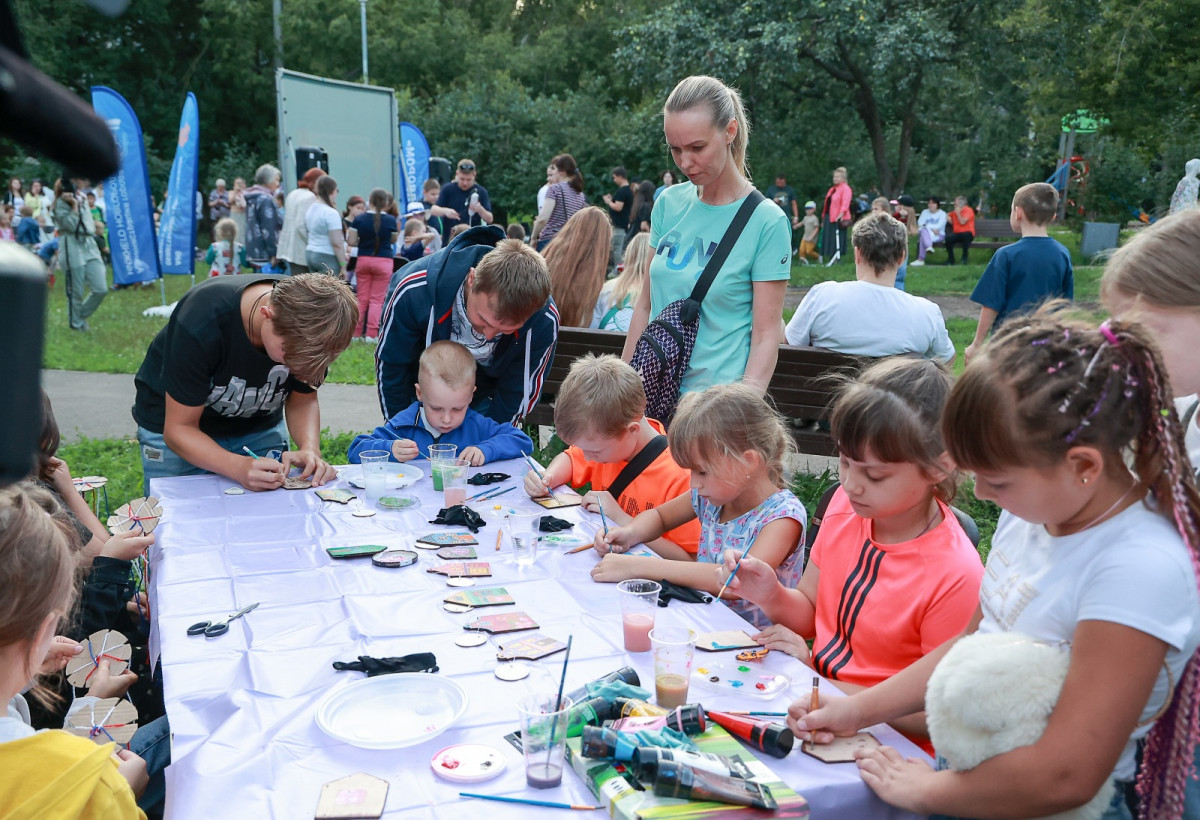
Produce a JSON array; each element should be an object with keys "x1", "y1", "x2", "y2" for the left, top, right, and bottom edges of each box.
[
  {"x1": 398, "y1": 122, "x2": 431, "y2": 215},
  {"x1": 91, "y1": 86, "x2": 159, "y2": 285},
  {"x1": 159, "y1": 92, "x2": 200, "y2": 275}
]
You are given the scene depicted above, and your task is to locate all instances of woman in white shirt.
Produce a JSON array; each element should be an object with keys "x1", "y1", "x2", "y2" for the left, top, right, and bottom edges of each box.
[
  {"x1": 278, "y1": 168, "x2": 325, "y2": 274},
  {"x1": 304, "y1": 176, "x2": 346, "y2": 277},
  {"x1": 912, "y1": 196, "x2": 947, "y2": 266}
]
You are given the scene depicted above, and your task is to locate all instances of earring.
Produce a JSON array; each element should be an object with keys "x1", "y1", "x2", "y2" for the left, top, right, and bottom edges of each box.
[{"x1": 1082, "y1": 477, "x2": 1089, "y2": 484}]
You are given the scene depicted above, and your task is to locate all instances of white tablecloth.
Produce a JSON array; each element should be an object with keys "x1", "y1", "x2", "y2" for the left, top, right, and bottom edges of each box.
[{"x1": 149, "y1": 458, "x2": 928, "y2": 819}]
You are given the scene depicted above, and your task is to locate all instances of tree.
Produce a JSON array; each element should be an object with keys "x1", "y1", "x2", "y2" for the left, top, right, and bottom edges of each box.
[{"x1": 618, "y1": 0, "x2": 995, "y2": 195}]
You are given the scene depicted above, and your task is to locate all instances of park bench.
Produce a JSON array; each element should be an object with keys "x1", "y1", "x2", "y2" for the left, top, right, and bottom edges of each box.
[
  {"x1": 930, "y1": 217, "x2": 1020, "y2": 255},
  {"x1": 523, "y1": 327, "x2": 863, "y2": 457}
]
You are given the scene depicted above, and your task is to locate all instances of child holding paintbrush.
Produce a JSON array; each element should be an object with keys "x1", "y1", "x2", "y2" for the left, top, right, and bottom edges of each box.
[
  {"x1": 590, "y1": 383, "x2": 806, "y2": 629},
  {"x1": 348, "y1": 341, "x2": 532, "y2": 466},
  {"x1": 715, "y1": 359, "x2": 982, "y2": 753}
]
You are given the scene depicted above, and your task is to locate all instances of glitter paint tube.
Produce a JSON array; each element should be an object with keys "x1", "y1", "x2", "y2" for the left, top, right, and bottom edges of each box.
[{"x1": 652, "y1": 760, "x2": 777, "y2": 809}]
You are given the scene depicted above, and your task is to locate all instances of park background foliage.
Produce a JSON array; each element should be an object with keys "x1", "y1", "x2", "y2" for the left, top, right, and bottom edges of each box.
[{"x1": 4, "y1": 0, "x2": 1200, "y2": 223}]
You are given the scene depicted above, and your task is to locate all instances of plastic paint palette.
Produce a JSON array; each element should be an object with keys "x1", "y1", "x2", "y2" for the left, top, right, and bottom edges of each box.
[{"x1": 691, "y1": 661, "x2": 791, "y2": 699}]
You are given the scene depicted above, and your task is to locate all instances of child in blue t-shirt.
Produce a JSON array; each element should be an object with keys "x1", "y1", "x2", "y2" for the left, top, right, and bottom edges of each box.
[
  {"x1": 964, "y1": 182, "x2": 1073, "y2": 364},
  {"x1": 347, "y1": 340, "x2": 532, "y2": 465}
]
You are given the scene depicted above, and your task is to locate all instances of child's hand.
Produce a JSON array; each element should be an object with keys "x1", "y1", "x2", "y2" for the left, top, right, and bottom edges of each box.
[
  {"x1": 391, "y1": 439, "x2": 420, "y2": 462},
  {"x1": 114, "y1": 748, "x2": 149, "y2": 798},
  {"x1": 523, "y1": 469, "x2": 550, "y2": 499},
  {"x1": 754, "y1": 624, "x2": 812, "y2": 663},
  {"x1": 595, "y1": 524, "x2": 635, "y2": 556},
  {"x1": 964, "y1": 341, "x2": 979, "y2": 365},
  {"x1": 460, "y1": 446, "x2": 485, "y2": 466},
  {"x1": 87, "y1": 658, "x2": 138, "y2": 699},
  {"x1": 589, "y1": 553, "x2": 646, "y2": 583},
  {"x1": 282, "y1": 450, "x2": 336, "y2": 486},
  {"x1": 582, "y1": 490, "x2": 619, "y2": 522},
  {"x1": 127, "y1": 591, "x2": 149, "y2": 617},
  {"x1": 719, "y1": 550, "x2": 782, "y2": 605},
  {"x1": 39, "y1": 636, "x2": 82, "y2": 674},
  {"x1": 101, "y1": 530, "x2": 154, "y2": 561},
  {"x1": 47, "y1": 456, "x2": 74, "y2": 492},
  {"x1": 240, "y1": 455, "x2": 285, "y2": 491},
  {"x1": 787, "y1": 687, "x2": 864, "y2": 747}
]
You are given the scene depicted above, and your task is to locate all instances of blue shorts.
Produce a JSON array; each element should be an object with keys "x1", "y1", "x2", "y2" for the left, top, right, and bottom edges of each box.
[{"x1": 137, "y1": 421, "x2": 288, "y2": 495}]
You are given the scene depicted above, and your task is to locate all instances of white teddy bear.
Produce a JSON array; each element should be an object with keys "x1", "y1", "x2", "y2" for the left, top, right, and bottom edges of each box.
[{"x1": 925, "y1": 632, "x2": 1113, "y2": 820}]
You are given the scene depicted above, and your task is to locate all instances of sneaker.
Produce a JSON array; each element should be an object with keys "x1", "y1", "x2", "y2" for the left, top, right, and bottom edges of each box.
[
  {"x1": 364, "y1": 336, "x2": 378, "y2": 344},
  {"x1": 817, "y1": 255, "x2": 824, "y2": 264},
  {"x1": 911, "y1": 259, "x2": 925, "y2": 266}
]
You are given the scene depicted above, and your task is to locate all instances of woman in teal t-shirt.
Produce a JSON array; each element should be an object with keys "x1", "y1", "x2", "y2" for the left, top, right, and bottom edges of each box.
[{"x1": 621, "y1": 75, "x2": 790, "y2": 395}]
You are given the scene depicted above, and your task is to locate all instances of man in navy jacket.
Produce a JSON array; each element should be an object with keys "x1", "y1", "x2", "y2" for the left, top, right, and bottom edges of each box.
[{"x1": 375, "y1": 226, "x2": 559, "y2": 425}]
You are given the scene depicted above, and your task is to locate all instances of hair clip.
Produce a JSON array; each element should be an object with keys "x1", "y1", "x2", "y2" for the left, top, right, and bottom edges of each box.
[{"x1": 1099, "y1": 320, "x2": 1121, "y2": 347}]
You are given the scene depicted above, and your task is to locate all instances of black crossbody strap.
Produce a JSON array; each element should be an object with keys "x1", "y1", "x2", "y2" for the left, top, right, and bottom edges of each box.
[
  {"x1": 607, "y1": 435, "x2": 669, "y2": 502},
  {"x1": 686, "y1": 189, "x2": 765, "y2": 309}
]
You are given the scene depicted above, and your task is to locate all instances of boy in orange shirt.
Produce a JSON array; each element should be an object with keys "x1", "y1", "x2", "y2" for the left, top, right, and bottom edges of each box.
[{"x1": 523, "y1": 354, "x2": 700, "y2": 557}]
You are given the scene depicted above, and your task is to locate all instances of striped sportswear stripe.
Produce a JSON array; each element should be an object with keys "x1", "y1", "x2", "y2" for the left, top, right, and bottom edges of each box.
[{"x1": 812, "y1": 539, "x2": 885, "y2": 678}]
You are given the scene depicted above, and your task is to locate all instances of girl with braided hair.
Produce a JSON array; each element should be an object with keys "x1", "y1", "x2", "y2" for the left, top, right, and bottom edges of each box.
[{"x1": 788, "y1": 307, "x2": 1200, "y2": 819}]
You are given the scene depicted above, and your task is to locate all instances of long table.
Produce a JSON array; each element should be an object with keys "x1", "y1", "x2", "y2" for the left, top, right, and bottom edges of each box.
[{"x1": 148, "y1": 458, "x2": 928, "y2": 819}]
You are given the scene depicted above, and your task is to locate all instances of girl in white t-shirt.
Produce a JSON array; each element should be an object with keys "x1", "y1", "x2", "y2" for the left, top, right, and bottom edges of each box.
[
  {"x1": 792, "y1": 310, "x2": 1200, "y2": 820},
  {"x1": 304, "y1": 176, "x2": 346, "y2": 277}
]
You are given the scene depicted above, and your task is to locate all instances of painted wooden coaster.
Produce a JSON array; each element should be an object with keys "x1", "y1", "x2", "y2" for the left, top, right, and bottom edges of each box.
[
  {"x1": 66, "y1": 630, "x2": 132, "y2": 688},
  {"x1": 496, "y1": 635, "x2": 568, "y2": 661},
  {"x1": 371, "y1": 549, "x2": 418, "y2": 568},
  {"x1": 430, "y1": 743, "x2": 506, "y2": 783},
  {"x1": 64, "y1": 697, "x2": 139, "y2": 746},
  {"x1": 494, "y1": 662, "x2": 531, "y2": 681},
  {"x1": 454, "y1": 632, "x2": 488, "y2": 648},
  {"x1": 107, "y1": 497, "x2": 163, "y2": 535},
  {"x1": 696, "y1": 630, "x2": 759, "y2": 652},
  {"x1": 427, "y1": 562, "x2": 491, "y2": 578},
  {"x1": 282, "y1": 475, "x2": 312, "y2": 490},
  {"x1": 736, "y1": 647, "x2": 771, "y2": 661},
  {"x1": 315, "y1": 772, "x2": 388, "y2": 819},
  {"x1": 316, "y1": 488, "x2": 357, "y2": 504},
  {"x1": 464, "y1": 612, "x2": 537, "y2": 634},
  {"x1": 224, "y1": 487, "x2": 245, "y2": 495},
  {"x1": 444, "y1": 588, "x2": 514, "y2": 609},
  {"x1": 436, "y1": 546, "x2": 478, "y2": 560},
  {"x1": 416, "y1": 532, "x2": 478, "y2": 547},
  {"x1": 446, "y1": 578, "x2": 475, "y2": 588},
  {"x1": 73, "y1": 476, "x2": 108, "y2": 492}
]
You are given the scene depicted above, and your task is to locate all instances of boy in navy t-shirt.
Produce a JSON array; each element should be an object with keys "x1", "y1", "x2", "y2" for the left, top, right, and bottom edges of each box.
[{"x1": 964, "y1": 182, "x2": 1073, "y2": 364}]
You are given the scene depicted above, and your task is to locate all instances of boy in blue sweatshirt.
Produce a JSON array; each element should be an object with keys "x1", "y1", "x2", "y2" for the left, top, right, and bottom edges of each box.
[{"x1": 349, "y1": 340, "x2": 532, "y2": 465}]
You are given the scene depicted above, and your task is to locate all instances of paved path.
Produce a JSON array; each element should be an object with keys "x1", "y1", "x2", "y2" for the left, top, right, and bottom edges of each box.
[{"x1": 43, "y1": 370, "x2": 383, "y2": 443}]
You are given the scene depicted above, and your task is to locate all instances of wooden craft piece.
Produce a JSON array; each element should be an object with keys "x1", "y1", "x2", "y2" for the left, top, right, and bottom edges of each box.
[
  {"x1": 494, "y1": 662, "x2": 531, "y2": 681},
  {"x1": 73, "y1": 476, "x2": 108, "y2": 492},
  {"x1": 376, "y1": 495, "x2": 418, "y2": 510},
  {"x1": 64, "y1": 697, "x2": 139, "y2": 747},
  {"x1": 282, "y1": 475, "x2": 312, "y2": 490},
  {"x1": 436, "y1": 546, "x2": 478, "y2": 560},
  {"x1": 696, "y1": 630, "x2": 759, "y2": 652},
  {"x1": 66, "y1": 630, "x2": 132, "y2": 688},
  {"x1": 416, "y1": 533, "x2": 478, "y2": 547},
  {"x1": 464, "y1": 612, "x2": 538, "y2": 634},
  {"x1": 801, "y1": 732, "x2": 881, "y2": 764},
  {"x1": 107, "y1": 497, "x2": 163, "y2": 535},
  {"x1": 533, "y1": 493, "x2": 582, "y2": 509},
  {"x1": 443, "y1": 588, "x2": 514, "y2": 608},
  {"x1": 352, "y1": 508, "x2": 376, "y2": 518},
  {"x1": 224, "y1": 487, "x2": 245, "y2": 495},
  {"x1": 496, "y1": 635, "x2": 568, "y2": 661},
  {"x1": 455, "y1": 632, "x2": 488, "y2": 648},
  {"x1": 371, "y1": 549, "x2": 418, "y2": 568},
  {"x1": 316, "y1": 488, "x2": 357, "y2": 504},
  {"x1": 446, "y1": 578, "x2": 475, "y2": 588},
  {"x1": 327, "y1": 544, "x2": 389, "y2": 559},
  {"x1": 737, "y1": 647, "x2": 770, "y2": 662},
  {"x1": 443, "y1": 602, "x2": 474, "y2": 613},
  {"x1": 315, "y1": 772, "x2": 389, "y2": 819},
  {"x1": 427, "y1": 562, "x2": 491, "y2": 578}
]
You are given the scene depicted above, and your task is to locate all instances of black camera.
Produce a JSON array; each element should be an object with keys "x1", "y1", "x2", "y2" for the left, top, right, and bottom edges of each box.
[{"x1": 59, "y1": 177, "x2": 76, "y2": 194}]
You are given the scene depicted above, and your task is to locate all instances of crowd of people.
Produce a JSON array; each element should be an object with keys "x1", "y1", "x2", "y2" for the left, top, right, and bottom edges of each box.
[{"x1": 7, "y1": 71, "x2": 1200, "y2": 820}]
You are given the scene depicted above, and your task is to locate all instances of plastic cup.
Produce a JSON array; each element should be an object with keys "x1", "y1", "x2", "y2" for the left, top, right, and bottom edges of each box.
[
  {"x1": 441, "y1": 458, "x2": 470, "y2": 507},
  {"x1": 428, "y1": 444, "x2": 457, "y2": 491},
  {"x1": 618, "y1": 579, "x2": 661, "y2": 653},
  {"x1": 507, "y1": 513, "x2": 541, "y2": 567},
  {"x1": 359, "y1": 450, "x2": 389, "y2": 506},
  {"x1": 517, "y1": 693, "x2": 573, "y2": 789},
  {"x1": 650, "y1": 627, "x2": 697, "y2": 709}
]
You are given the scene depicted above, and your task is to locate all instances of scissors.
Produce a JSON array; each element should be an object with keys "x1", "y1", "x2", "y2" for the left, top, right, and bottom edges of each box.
[{"x1": 187, "y1": 602, "x2": 260, "y2": 638}]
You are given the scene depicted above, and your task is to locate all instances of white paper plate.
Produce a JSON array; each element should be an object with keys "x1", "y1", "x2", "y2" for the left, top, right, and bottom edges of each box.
[
  {"x1": 316, "y1": 674, "x2": 468, "y2": 749},
  {"x1": 342, "y1": 463, "x2": 425, "y2": 490}
]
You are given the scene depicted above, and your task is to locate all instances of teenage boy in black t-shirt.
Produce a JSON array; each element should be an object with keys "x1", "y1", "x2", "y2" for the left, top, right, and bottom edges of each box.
[
  {"x1": 132, "y1": 273, "x2": 358, "y2": 492},
  {"x1": 603, "y1": 166, "x2": 633, "y2": 273},
  {"x1": 432, "y1": 159, "x2": 494, "y2": 243}
]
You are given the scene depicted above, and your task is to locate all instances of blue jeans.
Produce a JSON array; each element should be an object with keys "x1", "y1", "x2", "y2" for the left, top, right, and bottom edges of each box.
[
  {"x1": 137, "y1": 421, "x2": 288, "y2": 495},
  {"x1": 130, "y1": 715, "x2": 171, "y2": 813}
]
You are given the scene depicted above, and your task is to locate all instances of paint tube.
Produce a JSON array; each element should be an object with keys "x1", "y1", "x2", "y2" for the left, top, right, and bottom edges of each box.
[
  {"x1": 579, "y1": 726, "x2": 638, "y2": 761},
  {"x1": 610, "y1": 703, "x2": 706, "y2": 735},
  {"x1": 705, "y1": 711, "x2": 795, "y2": 759},
  {"x1": 633, "y1": 746, "x2": 753, "y2": 781},
  {"x1": 565, "y1": 696, "x2": 617, "y2": 738},
  {"x1": 563, "y1": 667, "x2": 640, "y2": 706},
  {"x1": 652, "y1": 760, "x2": 777, "y2": 809},
  {"x1": 613, "y1": 697, "x2": 667, "y2": 718}
]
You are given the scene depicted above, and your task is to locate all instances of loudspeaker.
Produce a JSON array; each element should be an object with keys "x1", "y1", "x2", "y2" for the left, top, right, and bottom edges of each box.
[
  {"x1": 429, "y1": 157, "x2": 453, "y2": 186},
  {"x1": 0, "y1": 243, "x2": 47, "y2": 485},
  {"x1": 295, "y1": 146, "x2": 329, "y2": 183}
]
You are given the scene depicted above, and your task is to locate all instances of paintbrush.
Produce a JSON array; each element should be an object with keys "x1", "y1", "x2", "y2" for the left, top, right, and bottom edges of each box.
[
  {"x1": 459, "y1": 793, "x2": 597, "y2": 811},
  {"x1": 523, "y1": 453, "x2": 547, "y2": 479},
  {"x1": 544, "y1": 635, "x2": 574, "y2": 769},
  {"x1": 466, "y1": 485, "x2": 516, "y2": 503},
  {"x1": 715, "y1": 538, "x2": 754, "y2": 602}
]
